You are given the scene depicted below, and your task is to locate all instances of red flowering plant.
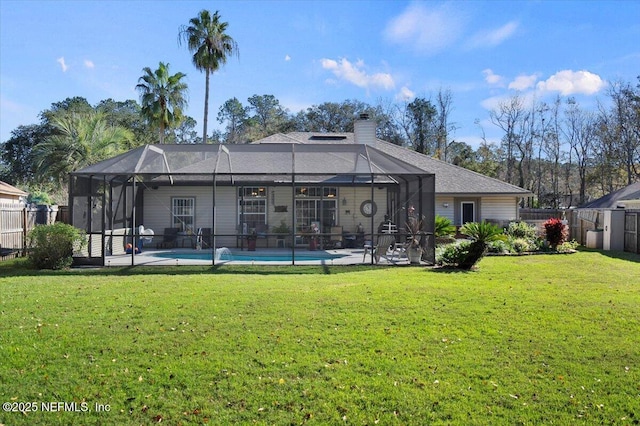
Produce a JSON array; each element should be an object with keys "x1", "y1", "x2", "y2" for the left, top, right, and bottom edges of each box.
[{"x1": 543, "y1": 217, "x2": 568, "y2": 250}]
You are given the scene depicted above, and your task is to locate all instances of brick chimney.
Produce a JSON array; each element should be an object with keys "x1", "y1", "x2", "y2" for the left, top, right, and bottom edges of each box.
[{"x1": 354, "y1": 113, "x2": 376, "y2": 146}]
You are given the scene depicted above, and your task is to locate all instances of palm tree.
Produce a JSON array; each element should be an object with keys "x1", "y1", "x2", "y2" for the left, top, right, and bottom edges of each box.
[
  {"x1": 179, "y1": 10, "x2": 238, "y2": 144},
  {"x1": 136, "y1": 62, "x2": 188, "y2": 143},
  {"x1": 34, "y1": 112, "x2": 133, "y2": 185}
]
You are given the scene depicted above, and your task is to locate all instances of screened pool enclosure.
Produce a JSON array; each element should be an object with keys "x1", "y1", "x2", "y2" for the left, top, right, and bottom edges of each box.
[{"x1": 70, "y1": 143, "x2": 435, "y2": 266}]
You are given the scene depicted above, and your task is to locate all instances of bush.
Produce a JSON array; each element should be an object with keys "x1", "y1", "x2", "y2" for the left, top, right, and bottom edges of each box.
[
  {"x1": 27, "y1": 223, "x2": 86, "y2": 270},
  {"x1": 511, "y1": 237, "x2": 533, "y2": 253},
  {"x1": 543, "y1": 218, "x2": 568, "y2": 249},
  {"x1": 27, "y1": 190, "x2": 52, "y2": 205},
  {"x1": 435, "y1": 215, "x2": 456, "y2": 238},
  {"x1": 557, "y1": 239, "x2": 579, "y2": 253},
  {"x1": 437, "y1": 241, "x2": 471, "y2": 266},
  {"x1": 487, "y1": 240, "x2": 511, "y2": 254},
  {"x1": 506, "y1": 221, "x2": 538, "y2": 240}
]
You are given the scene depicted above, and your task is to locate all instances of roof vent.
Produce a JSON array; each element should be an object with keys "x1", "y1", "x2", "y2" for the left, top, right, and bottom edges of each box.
[{"x1": 359, "y1": 113, "x2": 370, "y2": 120}]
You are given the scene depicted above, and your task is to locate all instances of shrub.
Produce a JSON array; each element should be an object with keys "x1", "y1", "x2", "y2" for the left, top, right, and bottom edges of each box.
[
  {"x1": 506, "y1": 221, "x2": 538, "y2": 240},
  {"x1": 557, "y1": 239, "x2": 579, "y2": 253},
  {"x1": 27, "y1": 190, "x2": 52, "y2": 205},
  {"x1": 437, "y1": 240, "x2": 471, "y2": 266},
  {"x1": 510, "y1": 237, "x2": 533, "y2": 253},
  {"x1": 543, "y1": 218, "x2": 568, "y2": 249},
  {"x1": 487, "y1": 240, "x2": 511, "y2": 254},
  {"x1": 27, "y1": 223, "x2": 86, "y2": 270},
  {"x1": 435, "y1": 215, "x2": 456, "y2": 238}
]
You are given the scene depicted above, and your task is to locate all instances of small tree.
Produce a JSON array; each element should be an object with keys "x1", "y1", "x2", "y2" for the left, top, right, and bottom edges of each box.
[
  {"x1": 27, "y1": 223, "x2": 86, "y2": 269},
  {"x1": 543, "y1": 218, "x2": 568, "y2": 249},
  {"x1": 458, "y1": 221, "x2": 505, "y2": 270}
]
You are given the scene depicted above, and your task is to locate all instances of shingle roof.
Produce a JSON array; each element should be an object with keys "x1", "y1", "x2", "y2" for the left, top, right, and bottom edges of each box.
[
  {"x1": 0, "y1": 181, "x2": 27, "y2": 197},
  {"x1": 254, "y1": 133, "x2": 531, "y2": 196},
  {"x1": 580, "y1": 181, "x2": 640, "y2": 209}
]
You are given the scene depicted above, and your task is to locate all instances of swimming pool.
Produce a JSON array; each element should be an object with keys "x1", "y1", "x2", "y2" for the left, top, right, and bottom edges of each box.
[{"x1": 151, "y1": 250, "x2": 346, "y2": 262}]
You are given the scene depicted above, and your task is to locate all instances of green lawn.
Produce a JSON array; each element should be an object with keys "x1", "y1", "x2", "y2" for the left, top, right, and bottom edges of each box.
[{"x1": 1, "y1": 251, "x2": 639, "y2": 425}]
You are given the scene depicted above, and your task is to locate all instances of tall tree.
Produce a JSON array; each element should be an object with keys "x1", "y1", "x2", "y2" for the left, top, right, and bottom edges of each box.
[
  {"x1": 40, "y1": 96, "x2": 93, "y2": 124},
  {"x1": 96, "y1": 99, "x2": 153, "y2": 147},
  {"x1": 562, "y1": 99, "x2": 595, "y2": 206},
  {"x1": 490, "y1": 94, "x2": 527, "y2": 185},
  {"x1": 405, "y1": 97, "x2": 437, "y2": 155},
  {"x1": 435, "y1": 88, "x2": 455, "y2": 160},
  {"x1": 1, "y1": 124, "x2": 50, "y2": 185},
  {"x1": 217, "y1": 97, "x2": 249, "y2": 144},
  {"x1": 179, "y1": 9, "x2": 238, "y2": 144},
  {"x1": 245, "y1": 94, "x2": 290, "y2": 140},
  {"x1": 136, "y1": 62, "x2": 188, "y2": 143}
]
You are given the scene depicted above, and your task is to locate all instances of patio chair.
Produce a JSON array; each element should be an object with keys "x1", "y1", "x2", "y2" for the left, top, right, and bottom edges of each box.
[
  {"x1": 329, "y1": 226, "x2": 343, "y2": 248},
  {"x1": 157, "y1": 227, "x2": 179, "y2": 249},
  {"x1": 363, "y1": 234, "x2": 397, "y2": 264}
]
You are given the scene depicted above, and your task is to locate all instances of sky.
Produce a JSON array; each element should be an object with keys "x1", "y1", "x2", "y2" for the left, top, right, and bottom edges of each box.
[{"x1": 1, "y1": 0, "x2": 639, "y2": 146}]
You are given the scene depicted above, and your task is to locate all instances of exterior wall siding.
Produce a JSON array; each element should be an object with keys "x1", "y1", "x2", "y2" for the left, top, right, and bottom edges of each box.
[
  {"x1": 141, "y1": 185, "x2": 388, "y2": 247},
  {"x1": 480, "y1": 196, "x2": 519, "y2": 223},
  {"x1": 435, "y1": 196, "x2": 455, "y2": 221}
]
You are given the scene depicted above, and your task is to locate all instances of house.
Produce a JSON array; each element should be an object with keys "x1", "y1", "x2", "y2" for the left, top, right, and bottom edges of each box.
[
  {"x1": 253, "y1": 128, "x2": 531, "y2": 227},
  {"x1": 0, "y1": 181, "x2": 27, "y2": 204},
  {"x1": 580, "y1": 181, "x2": 640, "y2": 210},
  {"x1": 69, "y1": 115, "x2": 530, "y2": 265}
]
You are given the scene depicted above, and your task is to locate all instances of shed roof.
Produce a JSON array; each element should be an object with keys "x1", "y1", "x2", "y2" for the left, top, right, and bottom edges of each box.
[{"x1": 0, "y1": 181, "x2": 27, "y2": 197}]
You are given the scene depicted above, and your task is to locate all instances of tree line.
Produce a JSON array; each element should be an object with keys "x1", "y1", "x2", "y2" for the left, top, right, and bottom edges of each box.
[{"x1": 1, "y1": 8, "x2": 638, "y2": 208}]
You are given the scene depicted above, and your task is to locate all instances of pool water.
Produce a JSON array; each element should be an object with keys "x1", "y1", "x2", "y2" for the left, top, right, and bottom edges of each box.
[{"x1": 152, "y1": 251, "x2": 346, "y2": 262}]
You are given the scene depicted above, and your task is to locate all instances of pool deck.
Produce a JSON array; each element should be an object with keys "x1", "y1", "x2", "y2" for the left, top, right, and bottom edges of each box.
[{"x1": 104, "y1": 247, "x2": 412, "y2": 267}]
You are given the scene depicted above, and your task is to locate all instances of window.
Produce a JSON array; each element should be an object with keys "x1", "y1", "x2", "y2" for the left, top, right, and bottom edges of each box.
[
  {"x1": 296, "y1": 186, "x2": 337, "y2": 198},
  {"x1": 295, "y1": 186, "x2": 338, "y2": 233},
  {"x1": 172, "y1": 197, "x2": 195, "y2": 231},
  {"x1": 238, "y1": 187, "x2": 267, "y2": 231}
]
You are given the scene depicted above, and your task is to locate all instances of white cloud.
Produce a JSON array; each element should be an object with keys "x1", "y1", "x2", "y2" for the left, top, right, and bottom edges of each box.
[
  {"x1": 396, "y1": 86, "x2": 415, "y2": 101},
  {"x1": 482, "y1": 69, "x2": 504, "y2": 86},
  {"x1": 536, "y1": 70, "x2": 606, "y2": 95},
  {"x1": 321, "y1": 58, "x2": 395, "y2": 90},
  {"x1": 57, "y1": 57, "x2": 68, "y2": 72},
  {"x1": 509, "y1": 74, "x2": 538, "y2": 91},
  {"x1": 84, "y1": 59, "x2": 95, "y2": 69},
  {"x1": 384, "y1": 2, "x2": 465, "y2": 55},
  {"x1": 467, "y1": 21, "x2": 519, "y2": 49},
  {"x1": 284, "y1": 54, "x2": 291, "y2": 62}
]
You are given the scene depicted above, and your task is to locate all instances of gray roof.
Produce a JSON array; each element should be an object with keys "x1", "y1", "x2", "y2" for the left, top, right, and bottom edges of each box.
[
  {"x1": 581, "y1": 181, "x2": 640, "y2": 209},
  {"x1": 73, "y1": 131, "x2": 529, "y2": 196},
  {"x1": 73, "y1": 142, "x2": 431, "y2": 185},
  {"x1": 254, "y1": 132, "x2": 531, "y2": 196}
]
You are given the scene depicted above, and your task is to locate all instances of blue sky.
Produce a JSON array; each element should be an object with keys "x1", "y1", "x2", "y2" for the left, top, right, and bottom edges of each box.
[{"x1": 1, "y1": 0, "x2": 639, "y2": 146}]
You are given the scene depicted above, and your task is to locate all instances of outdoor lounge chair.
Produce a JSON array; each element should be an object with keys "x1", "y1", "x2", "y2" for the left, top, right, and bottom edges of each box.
[{"x1": 363, "y1": 234, "x2": 398, "y2": 264}]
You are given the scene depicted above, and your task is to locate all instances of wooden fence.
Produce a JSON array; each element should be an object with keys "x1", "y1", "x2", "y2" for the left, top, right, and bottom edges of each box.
[
  {"x1": 518, "y1": 208, "x2": 599, "y2": 245},
  {"x1": 0, "y1": 204, "x2": 63, "y2": 260}
]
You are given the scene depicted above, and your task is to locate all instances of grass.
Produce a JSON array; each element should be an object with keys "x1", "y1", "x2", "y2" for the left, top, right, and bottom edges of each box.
[{"x1": 1, "y1": 251, "x2": 639, "y2": 425}]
